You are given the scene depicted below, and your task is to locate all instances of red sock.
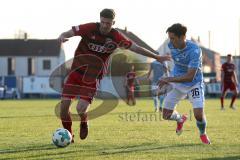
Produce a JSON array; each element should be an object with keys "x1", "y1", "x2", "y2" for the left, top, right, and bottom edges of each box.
[
  {"x1": 80, "y1": 113, "x2": 88, "y2": 123},
  {"x1": 230, "y1": 95, "x2": 237, "y2": 107},
  {"x1": 220, "y1": 97, "x2": 224, "y2": 108},
  {"x1": 61, "y1": 113, "x2": 72, "y2": 135}
]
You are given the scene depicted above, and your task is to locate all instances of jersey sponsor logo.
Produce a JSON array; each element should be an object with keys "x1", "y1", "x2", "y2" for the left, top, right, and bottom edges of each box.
[
  {"x1": 226, "y1": 65, "x2": 234, "y2": 72},
  {"x1": 88, "y1": 41, "x2": 117, "y2": 53},
  {"x1": 88, "y1": 43, "x2": 107, "y2": 53},
  {"x1": 227, "y1": 68, "x2": 234, "y2": 72},
  {"x1": 87, "y1": 40, "x2": 130, "y2": 53}
]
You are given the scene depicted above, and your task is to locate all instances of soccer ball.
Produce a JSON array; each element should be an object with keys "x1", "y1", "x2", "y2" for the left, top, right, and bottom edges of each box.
[{"x1": 52, "y1": 128, "x2": 72, "y2": 147}]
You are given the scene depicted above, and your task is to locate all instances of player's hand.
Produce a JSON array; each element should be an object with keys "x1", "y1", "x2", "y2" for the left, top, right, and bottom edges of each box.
[
  {"x1": 158, "y1": 77, "x2": 170, "y2": 89},
  {"x1": 156, "y1": 54, "x2": 171, "y2": 63},
  {"x1": 58, "y1": 35, "x2": 69, "y2": 43}
]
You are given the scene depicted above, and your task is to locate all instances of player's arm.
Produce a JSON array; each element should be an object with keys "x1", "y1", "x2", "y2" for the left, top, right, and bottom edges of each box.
[
  {"x1": 221, "y1": 70, "x2": 224, "y2": 85},
  {"x1": 129, "y1": 43, "x2": 171, "y2": 63},
  {"x1": 159, "y1": 68, "x2": 197, "y2": 84},
  {"x1": 220, "y1": 64, "x2": 224, "y2": 85},
  {"x1": 146, "y1": 65, "x2": 152, "y2": 80},
  {"x1": 233, "y1": 71, "x2": 238, "y2": 85},
  {"x1": 58, "y1": 29, "x2": 75, "y2": 43},
  {"x1": 233, "y1": 71, "x2": 239, "y2": 93}
]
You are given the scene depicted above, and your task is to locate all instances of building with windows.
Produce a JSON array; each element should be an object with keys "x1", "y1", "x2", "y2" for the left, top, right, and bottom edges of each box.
[{"x1": 0, "y1": 39, "x2": 65, "y2": 97}]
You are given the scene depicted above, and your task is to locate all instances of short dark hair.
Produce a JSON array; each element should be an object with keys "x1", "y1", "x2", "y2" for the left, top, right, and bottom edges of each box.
[
  {"x1": 166, "y1": 23, "x2": 187, "y2": 37},
  {"x1": 100, "y1": 8, "x2": 115, "y2": 19},
  {"x1": 227, "y1": 54, "x2": 232, "y2": 57}
]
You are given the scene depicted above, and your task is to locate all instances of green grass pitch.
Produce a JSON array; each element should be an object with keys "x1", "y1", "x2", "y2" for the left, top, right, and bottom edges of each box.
[{"x1": 0, "y1": 98, "x2": 239, "y2": 160}]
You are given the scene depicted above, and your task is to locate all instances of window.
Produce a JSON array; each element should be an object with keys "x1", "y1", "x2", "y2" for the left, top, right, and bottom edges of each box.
[
  {"x1": 28, "y1": 58, "x2": 35, "y2": 75},
  {"x1": 8, "y1": 57, "x2": 15, "y2": 75},
  {"x1": 43, "y1": 60, "x2": 51, "y2": 70}
]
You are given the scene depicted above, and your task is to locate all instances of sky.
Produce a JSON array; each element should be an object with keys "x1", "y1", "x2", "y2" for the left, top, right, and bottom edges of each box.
[{"x1": 1, "y1": 0, "x2": 240, "y2": 60}]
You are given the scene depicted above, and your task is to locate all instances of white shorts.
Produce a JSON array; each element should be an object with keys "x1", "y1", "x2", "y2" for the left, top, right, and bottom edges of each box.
[{"x1": 164, "y1": 82, "x2": 205, "y2": 110}]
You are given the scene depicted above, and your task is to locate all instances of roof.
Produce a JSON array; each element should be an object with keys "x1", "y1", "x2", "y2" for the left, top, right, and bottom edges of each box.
[
  {"x1": 0, "y1": 39, "x2": 61, "y2": 56},
  {"x1": 201, "y1": 46, "x2": 219, "y2": 60},
  {"x1": 191, "y1": 38, "x2": 221, "y2": 57},
  {"x1": 116, "y1": 28, "x2": 156, "y2": 53},
  {"x1": 221, "y1": 55, "x2": 240, "y2": 58}
]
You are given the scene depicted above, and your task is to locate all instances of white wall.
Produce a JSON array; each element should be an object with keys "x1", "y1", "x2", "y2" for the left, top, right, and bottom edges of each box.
[
  {"x1": 23, "y1": 76, "x2": 58, "y2": 94},
  {"x1": 0, "y1": 54, "x2": 65, "y2": 77},
  {"x1": 15, "y1": 57, "x2": 28, "y2": 76},
  {"x1": 34, "y1": 49, "x2": 66, "y2": 76},
  {"x1": 0, "y1": 50, "x2": 66, "y2": 95},
  {"x1": 0, "y1": 57, "x2": 7, "y2": 76},
  {"x1": 35, "y1": 57, "x2": 60, "y2": 76}
]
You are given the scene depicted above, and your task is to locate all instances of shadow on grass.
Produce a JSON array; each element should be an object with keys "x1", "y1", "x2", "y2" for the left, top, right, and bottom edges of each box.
[
  {"x1": 199, "y1": 156, "x2": 240, "y2": 160},
  {"x1": 99, "y1": 142, "x2": 202, "y2": 155},
  {"x1": 0, "y1": 143, "x2": 83, "y2": 160},
  {"x1": 0, "y1": 142, "x2": 105, "y2": 160},
  {"x1": 0, "y1": 144, "x2": 56, "y2": 154},
  {"x1": 0, "y1": 115, "x2": 54, "y2": 119},
  {"x1": 0, "y1": 142, "x2": 200, "y2": 159},
  {"x1": 2, "y1": 150, "x2": 80, "y2": 160}
]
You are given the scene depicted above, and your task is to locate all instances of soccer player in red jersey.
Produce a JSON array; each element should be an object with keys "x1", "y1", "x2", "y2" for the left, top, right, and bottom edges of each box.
[
  {"x1": 57, "y1": 9, "x2": 171, "y2": 142},
  {"x1": 125, "y1": 65, "x2": 138, "y2": 105},
  {"x1": 220, "y1": 54, "x2": 239, "y2": 110}
]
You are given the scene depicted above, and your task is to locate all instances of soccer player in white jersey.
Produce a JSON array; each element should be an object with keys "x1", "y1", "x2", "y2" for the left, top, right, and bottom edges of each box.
[{"x1": 158, "y1": 23, "x2": 211, "y2": 144}]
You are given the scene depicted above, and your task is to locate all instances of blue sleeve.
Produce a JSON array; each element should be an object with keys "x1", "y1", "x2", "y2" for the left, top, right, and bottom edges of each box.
[{"x1": 188, "y1": 48, "x2": 201, "y2": 69}]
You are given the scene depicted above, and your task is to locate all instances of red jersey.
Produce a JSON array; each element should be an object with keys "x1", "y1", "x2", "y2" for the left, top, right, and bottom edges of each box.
[
  {"x1": 71, "y1": 23, "x2": 132, "y2": 80},
  {"x1": 126, "y1": 71, "x2": 136, "y2": 86},
  {"x1": 221, "y1": 62, "x2": 235, "y2": 83}
]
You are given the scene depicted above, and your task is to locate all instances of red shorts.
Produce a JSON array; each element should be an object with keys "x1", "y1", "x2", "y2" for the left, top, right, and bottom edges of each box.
[
  {"x1": 222, "y1": 82, "x2": 237, "y2": 93},
  {"x1": 62, "y1": 71, "x2": 99, "y2": 103}
]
